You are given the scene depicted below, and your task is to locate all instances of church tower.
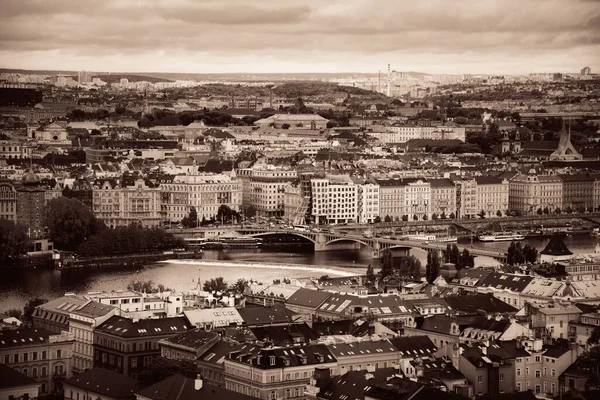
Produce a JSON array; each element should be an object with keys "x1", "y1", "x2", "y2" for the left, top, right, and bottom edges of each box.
[{"x1": 550, "y1": 120, "x2": 582, "y2": 161}]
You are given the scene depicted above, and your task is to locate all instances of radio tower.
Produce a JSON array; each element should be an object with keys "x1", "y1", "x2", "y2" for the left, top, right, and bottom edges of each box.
[{"x1": 386, "y1": 64, "x2": 391, "y2": 97}]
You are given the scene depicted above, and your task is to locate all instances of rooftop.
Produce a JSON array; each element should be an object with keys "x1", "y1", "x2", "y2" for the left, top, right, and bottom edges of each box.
[
  {"x1": 136, "y1": 374, "x2": 255, "y2": 400},
  {"x1": 0, "y1": 328, "x2": 53, "y2": 349},
  {"x1": 96, "y1": 316, "x2": 189, "y2": 338},
  {"x1": 63, "y1": 368, "x2": 138, "y2": 399},
  {"x1": 0, "y1": 363, "x2": 39, "y2": 390}
]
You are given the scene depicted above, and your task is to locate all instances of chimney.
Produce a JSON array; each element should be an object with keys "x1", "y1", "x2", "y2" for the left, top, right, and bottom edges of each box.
[{"x1": 195, "y1": 375, "x2": 203, "y2": 391}]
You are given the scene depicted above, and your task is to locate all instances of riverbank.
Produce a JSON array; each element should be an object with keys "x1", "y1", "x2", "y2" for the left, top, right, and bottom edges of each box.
[{"x1": 59, "y1": 251, "x2": 201, "y2": 269}]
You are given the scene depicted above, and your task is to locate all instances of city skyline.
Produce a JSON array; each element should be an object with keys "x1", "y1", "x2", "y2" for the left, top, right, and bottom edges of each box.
[{"x1": 1, "y1": 0, "x2": 599, "y2": 76}]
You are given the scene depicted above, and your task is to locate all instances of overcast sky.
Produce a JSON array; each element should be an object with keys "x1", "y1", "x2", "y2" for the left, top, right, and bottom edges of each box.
[{"x1": 1, "y1": 0, "x2": 599, "y2": 75}]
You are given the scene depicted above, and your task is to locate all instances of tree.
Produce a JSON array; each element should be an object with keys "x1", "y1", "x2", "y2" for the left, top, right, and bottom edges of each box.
[
  {"x1": 23, "y1": 297, "x2": 47, "y2": 326},
  {"x1": 426, "y1": 250, "x2": 440, "y2": 284},
  {"x1": 374, "y1": 216, "x2": 382, "y2": 224},
  {"x1": 127, "y1": 280, "x2": 171, "y2": 293},
  {"x1": 402, "y1": 215, "x2": 409, "y2": 222},
  {"x1": 384, "y1": 215, "x2": 392, "y2": 223},
  {"x1": 449, "y1": 212, "x2": 456, "y2": 219},
  {"x1": 432, "y1": 213, "x2": 438, "y2": 221},
  {"x1": 543, "y1": 207, "x2": 550, "y2": 215},
  {"x1": 440, "y1": 212, "x2": 447, "y2": 219},
  {"x1": 413, "y1": 214, "x2": 419, "y2": 221},
  {"x1": 537, "y1": 208, "x2": 543, "y2": 215},
  {"x1": 217, "y1": 205, "x2": 239, "y2": 224},
  {"x1": 397, "y1": 255, "x2": 422, "y2": 280},
  {"x1": 281, "y1": 123, "x2": 290, "y2": 129},
  {"x1": 496, "y1": 210, "x2": 502, "y2": 217},
  {"x1": 46, "y1": 197, "x2": 103, "y2": 251},
  {"x1": 523, "y1": 244, "x2": 539, "y2": 264},
  {"x1": 459, "y1": 248, "x2": 475, "y2": 269},
  {"x1": 6, "y1": 308, "x2": 23, "y2": 320},
  {"x1": 478, "y1": 210, "x2": 486, "y2": 219},
  {"x1": 0, "y1": 219, "x2": 30, "y2": 263},
  {"x1": 231, "y1": 278, "x2": 249, "y2": 295},
  {"x1": 588, "y1": 326, "x2": 600, "y2": 346},
  {"x1": 380, "y1": 248, "x2": 394, "y2": 279},
  {"x1": 203, "y1": 277, "x2": 228, "y2": 293},
  {"x1": 241, "y1": 204, "x2": 257, "y2": 219},
  {"x1": 555, "y1": 207, "x2": 561, "y2": 214},
  {"x1": 139, "y1": 357, "x2": 199, "y2": 387},
  {"x1": 565, "y1": 206, "x2": 573, "y2": 214},
  {"x1": 366, "y1": 264, "x2": 375, "y2": 282},
  {"x1": 507, "y1": 241, "x2": 526, "y2": 265},
  {"x1": 181, "y1": 207, "x2": 198, "y2": 228}
]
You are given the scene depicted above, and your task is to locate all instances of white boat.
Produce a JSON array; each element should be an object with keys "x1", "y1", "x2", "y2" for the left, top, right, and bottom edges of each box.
[
  {"x1": 478, "y1": 232, "x2": 525, "y2": 242},
  {"x1": 437, "y1": 236, "x2": 458, "y2": 243},
  {"x1": 407, "y1": 234, "x2": 437, "y2": 242}
]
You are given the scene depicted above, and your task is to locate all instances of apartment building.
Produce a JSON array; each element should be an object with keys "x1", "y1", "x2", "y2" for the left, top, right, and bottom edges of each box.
[
  {"x1": 525, "y1": 302, "x2": 583, "y2": 341},
  {"x1": 371, "y1": 124, "x2": 465, "y2": 143},
  {"x1": 64, "y1": 367, "x2": 138, "y2": 400},
  {"x1": 160, "y1": 174, "x2": 242, "y2": 223},
  {"x1": 246, "y1": 168, "x2": 297, "y2": 218},
  {"x1": 429, "y1": 178, "x2": 456, "y2": 218},
  {"x1": 559, "y1": 174, "x2": 594, "y2": 212},
  {"x1": 0, "y1": 364, "x2": 41, "y2": 400},
  {"x1": 93, "y1": 316, "x2": 190, "y2": 379},
  {"x1": 0, "y1": 178, "x2": 17, "y2": 223},
  {"x1": 69, "y1": 301, "x2": 116, "y2": 373},
  {"x1": 0, "y1": 328, "x2": 74, "y2": 396},
  {"x1": 32, "y1": 295, "x2": 89, "y2": 334},
  {"x1": 91, "y1": 178, "x2": 162, "y2": 228},
  {"x1": 223, "y1": 344, "x2": 337, "y2": 400},
  {"x1": 311, "y1": 175, "x2": 359, "y2": 224},
  {"x1": 454, "y1": 178, "x2": 477, "y2": 219},
  {"x1": 357, "y1": 181, "x2": 380, "y2": 223},
  {"x1": 87, "y1": 290, "x2": 184, "y2": 318},
  {"x1": 376, "y1": 178, "x2": 406, "y2": 221},
  {"x1": 474, "y1": 177, "x2": 509, "y2": 217},
  {"x1": 326, "y1": 340, "x2": 400, "y2": 375},
  {"x1": 509, "y1": 172, "x2": 563, "y2": 215},
  {"x1": 404, "y1": 179, "x2": 431, "y2": 220}
]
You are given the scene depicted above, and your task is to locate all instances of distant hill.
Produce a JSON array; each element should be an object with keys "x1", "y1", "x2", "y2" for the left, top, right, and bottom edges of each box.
[{"x1": 92, "y1": 74, "x2": 172, "y2": 84}]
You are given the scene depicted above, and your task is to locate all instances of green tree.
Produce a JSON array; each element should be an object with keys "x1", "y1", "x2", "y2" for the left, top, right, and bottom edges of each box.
[
  {"x1": 402, "y1": 215, "x2": 409, "y2": 222},
  {"x1": 426, "y1": 250, "x2": 440, "y2": 284},
  {"x1": 241, "y1": 204, "x2": 257, "y2": 219},
  {"x1": 23, "y1": 297, "x2": 47, "y2": 326},
  {"x1": 231, "y1": 278, "x2": 249, "y2": 295},
  {"x1": 181, "y1": 207, "x2": 198, "y2": 228},
  {"x1": 507, "y1": 241, "x2": 526, "y2": 265},
  {"x1": 380, "y1": 248, "x2": 394, "y2": 279},
  {"x1": 449, "y1": 212, "x2": 456, "y2": 219},
  {"x1": 217, "y1": 205, "x2": 239, "y2": 224},
  {"x1": 0, "y1": 219, "x2": 30, "y2": 263},
  {"x1": 366, "y1": 264, "x2": 375, "y2": 282},
  {"x1": 478, "y1": 210, "x2": 486, "y2": 219},
  {"x1": 422, "y1": 214, "x2": 428, "y2": 221},
  {"x1": 397, "y1": 255, "x2": 422, "y2": 280},
  {"x1": 432, "y1": 213, "x2": 438, "y2": 221},
  {"x1": 413, "y1": 214, "x2": 419, "y2": 221},
  {"x1": 374, "y1": 216, "x2": 382, "y2": 224},
  {"x1": 537, "y1": 208, "x2": 543, "y2": 215},
  {"x1": 6, "y1": 308, "x2": 23, "y2": 320},
  {"x1": 281, "y1": 123, "x2": 290, "y2": 129},
  {"x1": 555, "y1": 207, "x2": 561, "y2": 214},
  {"x1": 138, "y1": 357, "x2": 199, "y2": 387},
  {"x1": 565, "y1": 206, "x2": 573, "y2": 214},
  {"x1": 588, "y1": 326, "x2": 600, "y2": 346},
  {"x1": 543, "y1": 207, "x2": 550, "y2": 215},
  {"x1": 459, "y1": 248, "x2": 474, "y2": 269},
  {"x1": 440, "y1": 212, "x2": 447, "y2": 219},
  {"x1": 496, "y1": 210, "x2": 502, "y2": 217},
  {"x1": 523, "y1": 244, "x2": 538, "y2": 264},
  {"x1": 46, "y1": 197, "x2": 103, "y2": 251},
  {"x1": 203, "y1": 277, "x2": 228, "y2": 293},
  {"x1": 384, "y1": 215, "x2": 392, "y2": 223}
]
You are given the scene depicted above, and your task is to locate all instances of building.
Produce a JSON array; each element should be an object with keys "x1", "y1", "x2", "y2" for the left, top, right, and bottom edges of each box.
[
  {"x1": 77, "y1": 71, "x2": 92, "y2": 84},
  {"x1": 159, "y1": 330, "x2": 220, "y2": 362},
  {"x1": 558, "y1": 174, "x2": 593, "y2": 212},
  {"x1": 429, "y1": 178, "x2": 456, "y2": 218},
  {"x1": 509, "y1": 172, "x2": 563, "y2": 215},
  {"x1": 474, "y1": 176, "x2": 509, "y2": 217},
  {"x1": 136, "y1": 374, "x2": 255, "y2": 400},
  {"x1": 311, "y1": 175, "x2": 359, "y2": 224},
  {"x1": 92, "y1": 178, "x2": 162, "y2": 228},
  {"x1": 550, "y1": 124, "x2": 582, "y2": 161},
  {"x1": 0, "y1": 178, "x2": 17, "y2": 223},
  {"x1": 525, "y1": 302, "x2": 582, "y2": 341},
  {"x1": 0, "y1": 140, "x2": 28, "y2": 159},
  {"x1": 254, "y1": 114, "x2": 329, "y2": 130},
  {"x1": 370, "y1": 124, "x2": 466, "y2": 143},
  {"x1": 403, "y1": 178, "x2": 431, "y2": 220},
  {"x1": 0, "y1": 328, "x2": 74, "y2": 396},
  {"x1": 326, "y1": 339, "x2": 401, "y2": 375},
  {"x1": 0, "y1": 364, "x2": 41, "y2": 400},
  {"x1": 64, "y1": 367, "x2": 138, "y2": 400},
  {"x1": 93, "y1": 316, "x2": 190, "y2": 379},
  {"x1": 454, "y1": 178, "x2": 477, "y2": 219},
  {"x1": 159, "y1": 174, "x2": 242, "y2": 223},
  {"x1": 69, "y1": 301, "x2": 116, "y2": 373},
  {"x1": 357, "y1": 181, "x2": 380, "y2": 224},
  {"x1": 86, "y1": 290, "x2": 184, "y2": 319},
  {"x1": 16, "y1": 170, "x2": 46, "y2": 238},
  {"x1": 581, "y1": 67, "x2": 591, "y2": 76},
  {"x1": 223, "y1": 344, "x2": 337, "y2": 400},
  {"x1": 246, "y1": 168, "x2": 297, "y2": 218}
]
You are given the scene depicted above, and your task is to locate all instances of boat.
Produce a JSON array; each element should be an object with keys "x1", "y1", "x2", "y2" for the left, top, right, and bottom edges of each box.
[
  {"x1": 406, "y1": 234, "x2": 437, "y2": 242},
  {"x1": 437, "y1": 236, "x2": 458, "y2": 243},
  {"x1": 183, "y1": 237, "x2": 262, "y2": 249},
  {"x1": 478, "y1": 232, "x2": 525, "y2": 242}
]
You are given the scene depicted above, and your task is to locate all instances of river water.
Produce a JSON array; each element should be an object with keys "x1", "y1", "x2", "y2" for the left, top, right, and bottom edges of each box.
[{"x1": 1, "y1": 236, "x2": 598, "y2": 313}]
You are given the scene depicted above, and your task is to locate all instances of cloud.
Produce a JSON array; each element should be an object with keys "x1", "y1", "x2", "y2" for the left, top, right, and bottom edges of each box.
[{"x1": 0, "y1": 0, "x2": 598, "y2": 74}]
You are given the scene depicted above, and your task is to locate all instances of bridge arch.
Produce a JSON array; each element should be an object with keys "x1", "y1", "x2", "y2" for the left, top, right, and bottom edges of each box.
[
  {"x1": 324, "y1": 238, "x2": 373, "y2": 249},
  {"x1": 248, "y1": 231, "x2": 317, "y2": 244}
]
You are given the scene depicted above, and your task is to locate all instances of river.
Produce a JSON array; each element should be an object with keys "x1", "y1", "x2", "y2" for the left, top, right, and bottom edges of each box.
[{"x1": 1, "y1": 236, "x2": 598, "y2": 313}]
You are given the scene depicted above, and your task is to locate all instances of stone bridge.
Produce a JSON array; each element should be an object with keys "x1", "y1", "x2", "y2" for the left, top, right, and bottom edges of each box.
[{"x1": 239, "y1": 228, "x2": 508, "y2": 262}]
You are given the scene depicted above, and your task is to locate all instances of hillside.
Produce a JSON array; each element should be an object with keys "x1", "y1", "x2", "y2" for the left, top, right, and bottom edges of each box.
[{"x1": 92, "y1": 74, "x2": 172, "y2": 84}]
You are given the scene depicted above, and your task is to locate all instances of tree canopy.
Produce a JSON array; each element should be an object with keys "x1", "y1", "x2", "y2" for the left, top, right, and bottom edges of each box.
[
  {"x1": 203, "y1": 277, "x2": 228, "y2": 293},
  {"x1": 46, "y1": 197, "x2": 103, "y2": 251},
  {"x1": 0, "y1": 219, "x2": 31, "y2": 263}
]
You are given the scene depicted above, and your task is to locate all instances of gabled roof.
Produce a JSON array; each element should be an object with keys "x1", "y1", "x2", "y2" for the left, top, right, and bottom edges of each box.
[
  {"x1": 96, "y1": 316, "x2": 189, "y2": 338},
  {"x1": 160, "y1": 330, "x2": 219, "y2": 349},
  {"x1": 71, "y1": 301, "x2": 115, "y2": 318},
  {"x1": 0, "y1": 328, "x2": 53, "y2": 349},
  {"x1": 237, "y1": 305, "x2": 297, "y2": 326},
  {"x1": 444, "y1": 293, "x2": 517, "y2": 315},
  {"x1": 389, "y1": 336, "x2": 437, "y2": 357},
  {"x1": 286, "y1": 288, "x2": 332, "y2": 309},
  {"x1": 64, "y1": 368, "x2": 138, "y2": 399},
  {"x1": 136, "y1": 374, "x2": 255, "y2": 400},
  {"x1": 541, "y1": 234, "x2": 573, "y2": 256},
  {"x1": 0, "y1": 364, "x2": 39, "y2": 390}
]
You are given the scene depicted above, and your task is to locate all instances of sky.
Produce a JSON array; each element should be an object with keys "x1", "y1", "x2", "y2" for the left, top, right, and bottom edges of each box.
[{"x1": 0, "y1": 0, "x2": 599, "y2": 75}]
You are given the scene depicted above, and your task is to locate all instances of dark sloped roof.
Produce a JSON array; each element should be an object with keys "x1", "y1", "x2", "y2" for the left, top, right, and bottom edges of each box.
[
  {"x1": 161, "y1": 330, "x2": 219, "y2": 349},
  {"x1": 311, "y1": 319, "x2": 370, "y2": 337},
  {"x1": 249, "y1": 323, "x2": 318, "y2": 346},
  {"x1": 96, "y1": 316, "x2": 190, "y2": 338},
  {"x1": 444, "y1": 293, "x2": 517, "y2": 314},
  {"x1": 136, "y1": 374, "x2": 255, "y2": 400},
  {"x1": 64, "y1": 368, "x2": 138, "y2": 399},
  {"x1": 0, "y1": 363, "x2": 38, "y2": 390},
  {"x1": 286, "y1": 288, "x2": 331, "y2": 309},
  {"x1": 468, "y1": 316, "x2": 511, "y2": 333},
  {"x1": 541, "y1": 234, "x2": 573, "y2": 256},
  {"x1": 237, "y1": 305, "x2": 296, "y2": 326},
  {"x1": 389, "y1": 336, "x2": 437, "y2": 356},
  {"x1": 0, "y1": 328, "x2": 53, "y2": 349}
]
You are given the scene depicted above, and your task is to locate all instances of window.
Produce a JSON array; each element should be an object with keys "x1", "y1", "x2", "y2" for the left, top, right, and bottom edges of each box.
[
  {"x1": 552, "y1": 369, "x2": 556, "y2": 377},
  {"x1": 500, "y1": 373, "x2": 504, "y2": 381},
  {"x1": 3, "y1": 355, "x2": 8, "y2": 364},
  {"x1": 42, "y1": 351, "x2": 47, "y2": 360},
  {"x1": 477, "y1": 375, "x2": 482, "y2": 383},
  {"x1": 535, "y1": 385, "x2": 541, "y2": 394},
  {"x1": 13, "y1": 354, "x2": 18, "y2": 363},
  {"x1": 57, "y1": 350, "x2": 62, "y2": 358},
  {"x1": 23, "y1": 353, "x2": 28, "y2": 362},
  {"x1": 535, "y1": 370, "x2": 541, "y2": 378},
  {"x1": 517, "y1": 368, "x2": 521, "y2": 376},
  {"x1": 526, "y1": 368, "x2": 530, "y2": 376},
  {"x1": 535, "y1": 356, "x2": 541, "y2": 362}
]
